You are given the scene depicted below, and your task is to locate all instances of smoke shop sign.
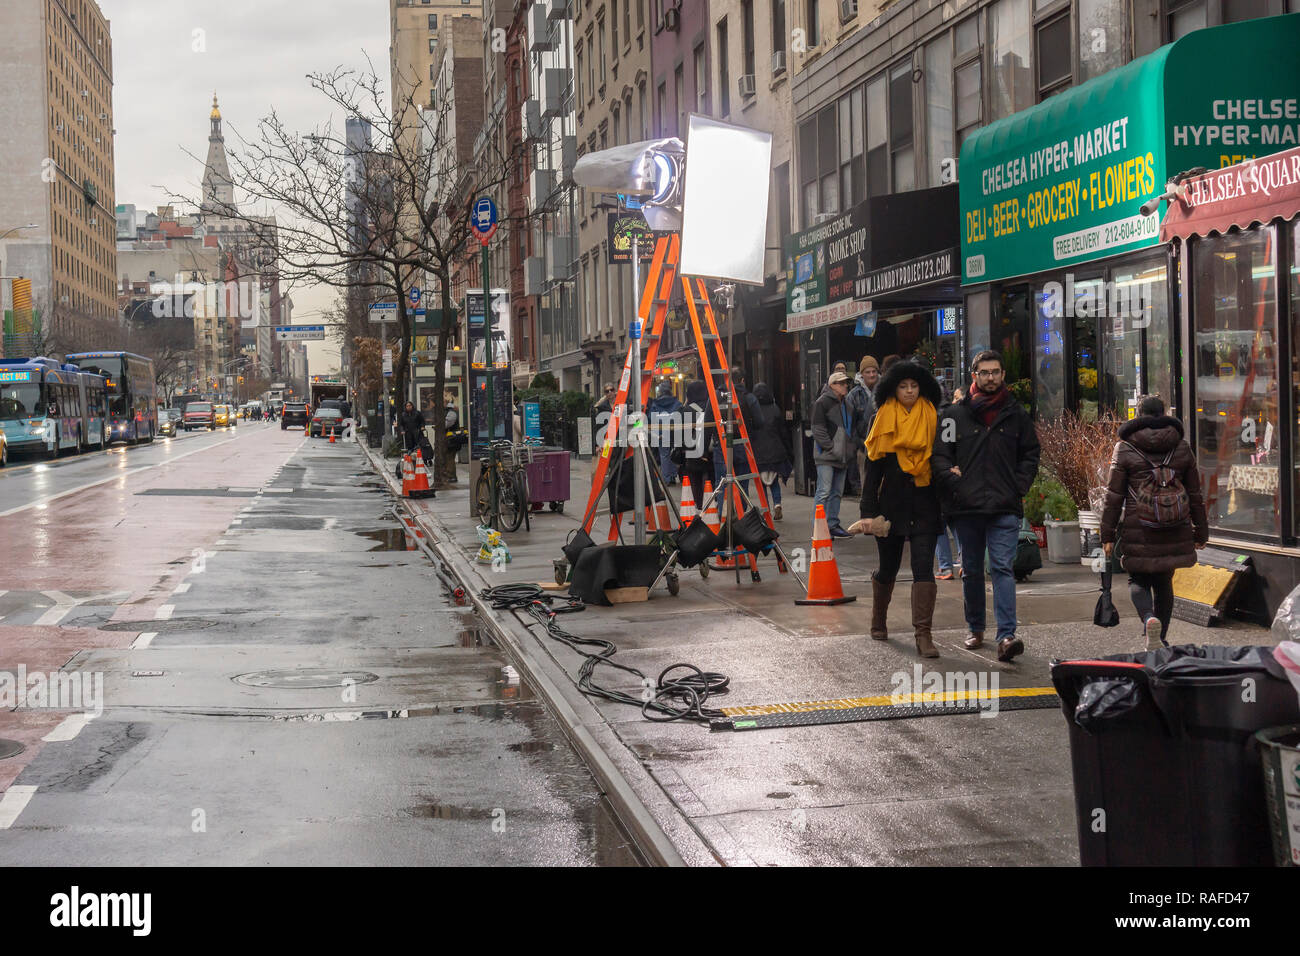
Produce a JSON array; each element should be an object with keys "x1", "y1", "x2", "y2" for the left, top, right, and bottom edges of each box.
[
  {"x1": 784, "y1": 203, "x2": 870, "y2": 332},
  {"x1": 961, "y1": 13, "x2": 1300, "y2": 284}
]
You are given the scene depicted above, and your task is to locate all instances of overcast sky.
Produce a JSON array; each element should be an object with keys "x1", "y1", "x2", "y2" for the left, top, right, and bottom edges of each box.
[{"x1": 100, "y1": 0, "x2": 391, "y2": 374}]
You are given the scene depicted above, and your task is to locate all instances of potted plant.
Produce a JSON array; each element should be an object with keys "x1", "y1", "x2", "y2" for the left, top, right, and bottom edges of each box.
[{"x1": 1036, "y1": 412, "x2": 1121, "y2": 564}]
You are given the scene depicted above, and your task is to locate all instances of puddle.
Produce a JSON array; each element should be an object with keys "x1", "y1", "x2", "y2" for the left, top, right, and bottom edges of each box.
[
  {"x1": 456, "y1": 627, "x2": 494, "y2": 648},
  {"x1": 406, "y1": 803, "x2": 497, "y2": 820},
  {"x1": 507, "y1": 740, "x2": 557, "y2": 754},
  {"x1": 357, "y1": 528, "x2": 417, "y2": 551}
]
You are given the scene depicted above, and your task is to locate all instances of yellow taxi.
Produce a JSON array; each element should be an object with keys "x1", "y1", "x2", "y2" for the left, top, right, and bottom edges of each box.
[{"x1": 213, "y1": 404, "x2": 232, "y2": 428}]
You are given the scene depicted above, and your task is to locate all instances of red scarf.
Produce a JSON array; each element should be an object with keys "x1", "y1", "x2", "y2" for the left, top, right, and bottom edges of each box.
[{"x1": 969, "y1": 384, "x2": 1010, "y2": 427}]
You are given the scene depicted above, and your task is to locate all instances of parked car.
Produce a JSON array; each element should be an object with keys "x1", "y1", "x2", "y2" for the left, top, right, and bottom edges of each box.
[
  {"x1": 0, "y1": 430, "x2": 7, "y2": 467},
  {"x1": 310, "y1": 407, "x2": 345, "y2": 438},
  {"x1": 158, "y1": 408, "x2": 180, "y2": 437},
  {"x1": 281, "y1": 402, "x2": 309, "y2": 430},
  {"x1": 183, "y1": 402, "x2": 215, "y2": 431}
]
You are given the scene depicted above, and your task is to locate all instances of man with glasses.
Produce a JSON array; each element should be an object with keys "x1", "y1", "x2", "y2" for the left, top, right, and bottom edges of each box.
[{"x1": 931, "y1": 350, "x2": 1040, "y2": 662}]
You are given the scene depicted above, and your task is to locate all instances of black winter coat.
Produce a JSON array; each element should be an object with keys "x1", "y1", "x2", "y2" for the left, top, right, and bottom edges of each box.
[
  {"x1": 397, "y1": 408, "x2": 425, "y2": 442},
  {"x1": 931, "y1": 389, "x2": 1040, "y2": 517},
  {"x1": 1100, "y1": 415, "x2": 1208, "y2": 574},
  {"x1": 859, "y1": 361, "x2": 943, "y2": 537},
  {"x1": 749, "y1": 384, "x2": 792, "y2": 472}
]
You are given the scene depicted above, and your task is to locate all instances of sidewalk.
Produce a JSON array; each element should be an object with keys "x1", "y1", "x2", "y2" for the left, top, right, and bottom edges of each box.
[{"x1": 375, "y1": 446, "x2": 1272, "y2": 866}]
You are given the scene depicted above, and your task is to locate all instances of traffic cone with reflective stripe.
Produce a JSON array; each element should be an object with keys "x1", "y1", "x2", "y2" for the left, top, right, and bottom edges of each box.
[
  {"x1": 401, "y1": 453, "x2": 413, "y2": 497},
  {"x1": 795, "y1": 504, "x2": 857, "y2": 606},
  {"x1": 678, "y1": 476, "x2": 697, "y2": 525},
  {"x1": 701, "y1": 480, "x2": 720, "y2": 533},
  {"x1": 408, "y1": 450, "x2": 435, "y2": 499}
]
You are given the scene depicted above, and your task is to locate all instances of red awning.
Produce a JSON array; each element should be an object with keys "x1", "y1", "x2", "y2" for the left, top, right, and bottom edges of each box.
[{"x1": 1161, "y1": 146, "x2": 1300, "y2": 243}]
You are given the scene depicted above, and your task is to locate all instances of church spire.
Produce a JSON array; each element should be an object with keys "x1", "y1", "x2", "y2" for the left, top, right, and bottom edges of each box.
[{"x1": 202, "y1": 92, "x2": 235, "y2": 216}]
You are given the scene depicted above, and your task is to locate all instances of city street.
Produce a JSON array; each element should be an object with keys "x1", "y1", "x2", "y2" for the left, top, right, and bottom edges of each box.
[{"x1": 0, "y1": 424, "x2": 640, "y2": 865}]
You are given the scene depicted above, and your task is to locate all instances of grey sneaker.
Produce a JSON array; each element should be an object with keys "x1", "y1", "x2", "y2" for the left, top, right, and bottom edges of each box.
[{"x1": 1145, "y1": 617, "x2": 1164, "y2": 651}]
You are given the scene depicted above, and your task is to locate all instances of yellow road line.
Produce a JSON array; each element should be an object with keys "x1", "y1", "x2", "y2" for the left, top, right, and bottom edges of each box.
[{"x1": 720, "y1": 686, "x2": 1058, "y2": 718}]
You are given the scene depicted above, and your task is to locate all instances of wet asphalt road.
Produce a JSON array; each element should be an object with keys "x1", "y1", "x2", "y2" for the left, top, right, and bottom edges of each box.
[{"x1": 0, "y1": 423, "x2": 640, "y2": 865}]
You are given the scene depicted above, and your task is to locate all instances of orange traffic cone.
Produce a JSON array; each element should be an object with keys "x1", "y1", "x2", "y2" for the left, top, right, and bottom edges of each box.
[
  {"x1": 329, "y1": 429, "x2": 336, "y2": 443},
  {"x1": 794, "y1": 504, "x2": 857, "y2": 606},
  {"x1": 400, "y1": 453, "x2": 413, "y2": 497},
  {"x1": 408, "y1": 450, "x2": 434, "y2": 499},
  {"x1": 701, "y1": 480, "x2": 720, "y2": 533},
  {"x1": 679, "y1": 476, "x2": 697, "y2": 525}
]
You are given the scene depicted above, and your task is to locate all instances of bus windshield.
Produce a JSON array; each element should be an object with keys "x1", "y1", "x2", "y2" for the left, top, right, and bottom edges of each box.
[{"x1": 0, "y1": 384, "x2": 43, "y2": 419}]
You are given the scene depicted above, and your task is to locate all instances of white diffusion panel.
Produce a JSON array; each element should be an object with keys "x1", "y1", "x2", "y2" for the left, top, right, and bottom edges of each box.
[{"x1": 679, "y1": 115, "x2": 772, "y2": 285}]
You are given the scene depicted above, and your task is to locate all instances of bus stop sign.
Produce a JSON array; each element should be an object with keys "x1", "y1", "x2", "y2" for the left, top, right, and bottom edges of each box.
[{"x1": 470, "y1": 197, "x2": 498, "y2": 245}]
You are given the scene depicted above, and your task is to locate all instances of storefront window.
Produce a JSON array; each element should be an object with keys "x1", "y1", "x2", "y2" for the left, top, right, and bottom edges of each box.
[
  {"x1": 1193, "y1": 229, "x2": 1280, "y2": 536},
  {"x1": 1114, "y1": 260, "x2": 1172, "y2": 416},
  {"x1": 1031, "y1": 281, "x2": 1065, "y2": 418},
  {"x1": 1072, "y1": 303, "x2": 1100, "y2": 423}
]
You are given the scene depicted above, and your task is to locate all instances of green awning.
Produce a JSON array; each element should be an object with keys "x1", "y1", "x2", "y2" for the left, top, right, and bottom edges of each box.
[{"x1": 960, "y1": 13, "x2": 1300, "y2": 285}]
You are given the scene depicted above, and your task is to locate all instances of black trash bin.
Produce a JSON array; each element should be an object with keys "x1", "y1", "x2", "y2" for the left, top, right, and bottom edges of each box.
[{"x1": 1051, "y1": 645, "x2": 1300, "y2": 866}]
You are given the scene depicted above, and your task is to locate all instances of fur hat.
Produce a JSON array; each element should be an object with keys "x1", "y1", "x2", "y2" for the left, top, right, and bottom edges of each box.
[{"x1": 874, "y1": 360, "x2": 942, "y2": 408}]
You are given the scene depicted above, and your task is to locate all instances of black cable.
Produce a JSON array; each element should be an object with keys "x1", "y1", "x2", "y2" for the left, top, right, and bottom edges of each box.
[{"x1": 480, "y1": 584, "x2": 729, "y2": 724}]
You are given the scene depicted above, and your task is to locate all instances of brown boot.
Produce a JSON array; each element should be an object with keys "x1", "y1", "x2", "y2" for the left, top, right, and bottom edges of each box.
[
  {"x1": 912, "y1": 580, "x2": 940, "y2": 658},
  {"x1": 870, "y1": 573, "x2": 894, "y2": 641}
]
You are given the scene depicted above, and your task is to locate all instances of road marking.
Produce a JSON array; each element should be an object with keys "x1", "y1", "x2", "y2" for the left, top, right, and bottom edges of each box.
[
  {"x1": 263, "y1": 487, "x2": 293, "y2": 494},
  {"x1": 228, "y1": 487, "x2": 260, "y2": 493},
  {"x1": 173, "y1": 582, "x2": 191, "y2": 593},
  {"x1": 155, "y1": 605, "x2": 174, "y2": 620},
  {"x1": 0, "y1": 436, "x2": 241, "y2": 518},
  {"x1": 43, "y1": 713, "x2": 92, "y2": 742},
  {"x1": 131, "y1": 631, "x2": 157, "y2": 649},
  {"x1": 230, "y1": 519, "x2": 242, "y2": 524},
  {"x1": 0, "y1": 786, "x2": 37, "y2": 829},
  {"x1": 33, "y1": 590, "x2": 77, "y2": 627}
]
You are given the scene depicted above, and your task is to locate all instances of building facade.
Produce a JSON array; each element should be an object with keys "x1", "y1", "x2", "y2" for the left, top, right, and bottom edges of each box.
[{"x1": 0, "y1": 0, "x2": 117, "y2": 353}]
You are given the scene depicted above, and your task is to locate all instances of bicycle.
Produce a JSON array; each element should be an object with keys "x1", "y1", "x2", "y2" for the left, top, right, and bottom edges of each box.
[{"x1": 475, "y1": 440, "x2": 529, "y2": 532}]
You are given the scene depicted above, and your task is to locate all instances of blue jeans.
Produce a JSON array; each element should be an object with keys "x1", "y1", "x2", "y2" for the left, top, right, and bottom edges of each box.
[
  {"x1": 814, "y1": 463, "x2": 847, "y2": 529},
  {"x1": 951, "y1": 513, "x2": 1020, "y2": 641},
  {"x1": 766, "y1": 478, "x2": 783, "y2": 505},
  {"x1": 935, "y1": 523, "x2": 962, "y2": 572}
]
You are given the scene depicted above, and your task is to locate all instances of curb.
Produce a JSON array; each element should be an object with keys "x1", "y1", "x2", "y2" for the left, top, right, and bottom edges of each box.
[{"x1": 357, "y1": 438, "x2": 718, "y2": 867}]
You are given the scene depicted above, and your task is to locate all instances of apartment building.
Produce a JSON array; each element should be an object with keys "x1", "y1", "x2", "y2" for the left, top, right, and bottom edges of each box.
[
  {"x1": 0, "y1": 0, "x2": 117, "y2": 350},
  {"x1": 390, "y1": 0, "x2": 481, "y2": 116},
  {"x1": 574, "y1": 0, "x2": 655, "y2": 395}
]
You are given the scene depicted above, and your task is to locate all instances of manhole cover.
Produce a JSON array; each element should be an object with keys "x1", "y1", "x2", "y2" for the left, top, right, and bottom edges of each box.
[
  {"x1": 233, "y1": 669, "x2": 380, "y2": 689},
  {"x1": 101, "y1": 619, "x2": 219, "y2": 632},
  {"x1": 0, "y1": 739, "x2": 26, "y2": 760}
]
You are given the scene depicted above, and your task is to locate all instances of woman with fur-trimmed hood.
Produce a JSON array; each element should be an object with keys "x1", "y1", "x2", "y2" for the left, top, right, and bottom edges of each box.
[{"x1": 849, "y1": 360, "x2": 945, "y2": 658}]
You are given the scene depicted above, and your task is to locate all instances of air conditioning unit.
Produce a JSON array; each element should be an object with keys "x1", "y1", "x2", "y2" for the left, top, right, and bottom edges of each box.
[
  {"x1": 531, "y1": 168, "x2": 556, "y2": 208},
  {"x1": 737, "y1": 74, "x2": 757, "y2": 98},
  {"x1": 540, "y1": 68, "x2": 566, "y2": 117},
  {"x1": 814, "y1": 212, "x2": 839, "y2": 224},
  {"x1": 524, "y1": 256, "x2": 546, "y2": 296},
  {"x1": 547, "y1": 238, "x2": 574, "y2": 282},
  {"x1": 560, "y1": 135, "x2": 577, "y2": 182},
  {"x1": 664, "y1": 6, "x2": 681, "y2": 31},
  {"x1": 521, "y1": 99, "x2": 543, "y2": 141},
  {"x1": 771, "y1": 50, "x2": 786, "y2": 75},
  {"x1": 529, "y1": 4, "x2": 554, "y2": 51},
  {"x1": 546, "y1": 0, "x2": 571, "y2": 22},
  {"x1": 840, "y1": 0, "x2": 859, "y2": 20}
]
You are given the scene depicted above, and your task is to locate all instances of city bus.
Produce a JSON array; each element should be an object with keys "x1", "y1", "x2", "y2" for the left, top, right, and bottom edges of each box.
[
  {"x1": 65, "y1": 351, "x2": 158, "y2": 444},
  {"x1": 0, "y1": 358, "x2": 107, "y2": 459}
]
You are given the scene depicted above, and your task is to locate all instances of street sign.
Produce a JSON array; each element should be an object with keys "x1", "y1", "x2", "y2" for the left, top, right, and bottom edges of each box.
[
  {"x1": 408, "y1": 287, "x2": 422, "y2": 306},
  {"x1": 368, "y1": 302, "x2": 398, "y2": 323},
  {"x1": 382, "y1": 349, "x2": 393, "y2": 376},
  {"x1": 470, "y1": 196, "x2": 498, "y2": 245},
  {"x1": 275, "y1": 325, "x2": 326, "y2": 341},
  {"x1": 523, "y1": 402, "x2": 541, "y2": 439}
]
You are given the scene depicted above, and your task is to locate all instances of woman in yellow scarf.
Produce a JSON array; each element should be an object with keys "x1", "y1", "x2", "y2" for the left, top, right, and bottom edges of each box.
[{"x1": 848, "y1": 360, "x2": 944, "y2": 658}]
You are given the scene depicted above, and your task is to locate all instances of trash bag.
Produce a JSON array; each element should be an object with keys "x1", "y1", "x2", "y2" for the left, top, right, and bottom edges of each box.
[
  {"x1": 1074, "y1": 677, "x2": 1142, "y2": 732},
  {"x1": 1271, "y1": 583, "x2": 1300, "y2": 643},
  {"x1": 1275, "y1": 641, "x2": 1300, "y2": 708}
]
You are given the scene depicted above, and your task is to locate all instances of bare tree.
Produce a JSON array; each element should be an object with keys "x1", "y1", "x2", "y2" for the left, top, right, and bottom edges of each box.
[{"x1": 167, "y1": 61, "x2": 517, "y2": 479}]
